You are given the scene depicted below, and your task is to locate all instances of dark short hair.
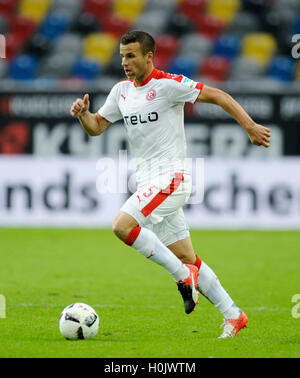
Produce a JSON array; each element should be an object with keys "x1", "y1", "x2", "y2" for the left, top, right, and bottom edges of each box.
[{"x1": 120, "y1": 30, "x2": 156, "y2": 55}]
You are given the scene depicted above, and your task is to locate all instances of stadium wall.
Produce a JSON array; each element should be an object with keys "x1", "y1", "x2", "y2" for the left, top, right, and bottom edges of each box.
[
  {"x1": 0, "y1": 156, "x2": 299, "y2": 229},
  {"x1": 0, "y1": 90, "x2": 299, "y2": 156}
]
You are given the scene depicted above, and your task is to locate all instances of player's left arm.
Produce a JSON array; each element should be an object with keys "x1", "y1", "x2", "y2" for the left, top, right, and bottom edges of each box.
[{"x1": 196, "y1": 85, "x2": 271, "y2": 148}]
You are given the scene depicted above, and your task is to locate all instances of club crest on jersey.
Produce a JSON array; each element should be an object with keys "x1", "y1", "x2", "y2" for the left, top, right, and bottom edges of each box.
[{"x1": 146, "y1": 89, "x2": 156, "y2": 101}]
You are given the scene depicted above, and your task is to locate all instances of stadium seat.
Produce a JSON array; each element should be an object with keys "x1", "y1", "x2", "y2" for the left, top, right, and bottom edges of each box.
[
  {"x1": 169, "y1": 55, "x2": 199, "y2": 78},
  {"x1": 261, "y1": 10, "x2": 283, "y2": 38},
  {"x1": 19, "y1": 0, "x2": 52, "y2": 22},
  {"x1": 268, "y1": 56, "x2": 296, "y2": 82},
  {"x1": 276, "y1": 28, "x2": 295, "y2": 56},
  {"x1": 40, "y1": 11, "x2": 72, "y2": 41},
  {"x1": 0, "y1": 59, "x2": 8, "y2": 78},
  {"x1": 0, "y1": 0, "x2": 19, "y2": 17},
  {"x1": 195, "y1": 14, "x2": 225, "y2": 39},
  {"x1": 261, "y1": 10, "x2": 299, "y2": 56},
  {"x1": 227, "y1": 11, "x2": 261, "y2": 36},
  {"x1": 273, "y1": 0, "x2": 300, "y2": 13},
  {"x1": 9, "y1": 54, "x2": 38, "y2": 80},
  {"x1": 154, "y1": 34, "x2": 179, "y2": 70},
  {"x1": 53, "y1": 33, "x2": 83, "y2": 56},
  {"x1": 72, "y1": 57, "x2": 102, "y2": 80},
  {"x1": 179, "y1": 33, "x2": 212, "y2": 60},
  {"x1": 0, "y1": 14, "x2": 8, "y2": 34},
  {"x1": 23, "y1": 33, "x2": 52, "y2": 58},
  {"x1": 156, "y1": 34, "x2": 179, "y2": 58},
  {"x1": 179, "y1": 0, "x2": 207, "y2": 21},
  {"x1": 71, "y1": 12, "x2": 100, "y2": 35},
  {"x1": 214, "y1": 34, "x2": 240, "y2": 59},
  {"x1": 113, "y1": 0, "x2": 146, "y2": 23},
  {"x1": 242, "y1": 33, "x2": 277, "y2": 66},
  {"x1": 200, "y1": 55, "x2": 230, "y2": 81},
  {"x1": 229, "y1": 56, "x2": 265, "y2": 80},
  {"x1": 207, "y1": 0, "x2": 241, "y2": 25},
  {"x1": 83, "y1": 32, "x2": 118, "y2": 65},
  {"x1": 293, "y1": 15, "x2": 300, "y2": 35},
  {"x1": 84, "y1": 0, "x2": 112, "y2": 21},
  {"x1": 51, "y1": 0, "x2": 83, "y2": 17},
  {"x1": 167, "y1": 13, "x2": 195, "y2": 36},
  {"x1": 9, "y1": 15, "x2": 37, "y2": 41},
  {"x1": 4, "y1": 33, "x2": 26, "y2": 60},
  {"x1": 101, "y1": 14, "x2": 130, "y2": 38},
  {"x1": 39, "y1": 51, "x2": 78, "y2": 78},
  {"x1": 154, "y1": 54, "x2": 172, "y2": 71},
  {"x1": 134, "y1": 10, "x2": 169, "y2": 36},
  {"x1": 146, "y1": 0, "x2": 176, "y2": 12},
  {"x1": 242, "y1": 0, "x2": 268, "y2": 13}
]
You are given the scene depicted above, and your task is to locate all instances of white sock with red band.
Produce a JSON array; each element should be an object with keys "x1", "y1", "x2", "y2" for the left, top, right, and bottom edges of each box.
[
  {"x1": 124, "y1": 226, "x2": 189, "y2": 282},
  {"x1": 197, "y1": 261, "x2": 240, "y2": 319}
]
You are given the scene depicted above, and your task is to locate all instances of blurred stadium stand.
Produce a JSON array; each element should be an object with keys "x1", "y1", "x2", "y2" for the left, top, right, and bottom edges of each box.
[{"x1": 0, "y1": 0, "x2": 299, "y2": 90}]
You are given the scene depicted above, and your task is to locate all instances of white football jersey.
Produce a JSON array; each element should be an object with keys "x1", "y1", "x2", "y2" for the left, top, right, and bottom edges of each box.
[{"x1": 98, "y1": 68, "x2": 203, "y2": 187}]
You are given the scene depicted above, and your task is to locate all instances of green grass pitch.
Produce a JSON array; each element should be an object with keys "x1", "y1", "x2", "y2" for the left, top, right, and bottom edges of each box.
[{"x1": 0, "y1": 228, "x2": 299, "y2": 358}]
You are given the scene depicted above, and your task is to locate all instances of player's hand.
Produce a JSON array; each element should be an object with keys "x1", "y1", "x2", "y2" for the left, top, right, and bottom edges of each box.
[
  {"x1": 70, "y1": 94, "x2": 90, "y2": 117},
  {"x1": 247, "y1": 123, "x2": 271, "y2": 148}
]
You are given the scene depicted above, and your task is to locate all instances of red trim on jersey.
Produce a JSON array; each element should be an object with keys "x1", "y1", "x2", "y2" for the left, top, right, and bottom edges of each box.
[
  {"x1": 133, "y1": 67, "x2": 204, "y2": 90},
  {"x1": 194, "y1": 82, "x2": 204, "y2": 103},
  {"x1": 196, "y1": 82, "x2": 204, "y2": 91},
  {"x1": 155, "y1": 70, "x2": 183, "y2": 82},
  {"x1": 141, "y1": 173, "x2": 184, "y2": 217},
  {"x1": 124, "y1": 226, "x2": 141, "y2": 246},
  {"x1": 133, "y1": 68, "x2": 159, "y2": 87}
]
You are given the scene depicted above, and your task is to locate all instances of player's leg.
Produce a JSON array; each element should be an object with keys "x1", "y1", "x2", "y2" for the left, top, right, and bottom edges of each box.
[
  {"x1": 112, "y1": 210, "x2": 190, "y2": 282},
  {"x1": 158, "y1": 214, "x2": 234, "y2": 316},
  {"x1": 169, "y1": 236, "x2": 239, "y2": 317},
  {"x1": 112, "y1": 210, "x2": 139, "y2": 240},
  {"x1": 112, "y1": 209, "x2": 198, "y2": 314},
  {"x1": 167, "y1": 234, "x2": 248, "y2": 337},
  {"x1": 167, "y1": 237, "x2": 196, "y2": 264}
]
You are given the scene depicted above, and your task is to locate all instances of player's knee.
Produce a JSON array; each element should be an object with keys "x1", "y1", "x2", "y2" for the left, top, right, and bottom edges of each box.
[
  {"x1": 111, "y1": 219, "x2": 130, "y2": 241},
  {"x1": 112, "y1": 212, "x2": 139, "y2": 242},
  {"x1": 111, "y1": 220, "x2": 123, "y2": 239}
]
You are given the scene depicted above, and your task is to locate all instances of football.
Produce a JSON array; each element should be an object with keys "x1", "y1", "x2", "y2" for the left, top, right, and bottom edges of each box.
[{"x1": 59, "y1": 303, "x2": 99, "y2": 340}]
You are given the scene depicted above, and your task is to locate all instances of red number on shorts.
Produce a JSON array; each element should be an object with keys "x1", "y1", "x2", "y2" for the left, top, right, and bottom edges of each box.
[{"x1": 143, "y1": 186, "x2": 157, "y2": 198}]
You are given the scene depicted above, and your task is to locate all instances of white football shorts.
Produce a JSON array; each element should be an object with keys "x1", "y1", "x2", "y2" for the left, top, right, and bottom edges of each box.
[{"x1": 120, "y1": 172, "x2": 192, "y2": 246}]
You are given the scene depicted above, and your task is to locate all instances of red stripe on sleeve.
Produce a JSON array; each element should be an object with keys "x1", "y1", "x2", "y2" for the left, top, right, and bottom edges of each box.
[
  {"x1": 196, "y1": 82, "x2": 204, "y2": 91},
  {"x1": 194, "y1": 83, "x2": 204, "y2": 103}
]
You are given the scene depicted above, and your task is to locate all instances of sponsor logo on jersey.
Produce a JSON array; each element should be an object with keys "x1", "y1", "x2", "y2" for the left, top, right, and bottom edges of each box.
[
  {"x1": 180, "y1": 76, "x2": 197, "y2": 89},
  {"x1": 123, "y1": 112, "x2": 158, "y2": 126}
]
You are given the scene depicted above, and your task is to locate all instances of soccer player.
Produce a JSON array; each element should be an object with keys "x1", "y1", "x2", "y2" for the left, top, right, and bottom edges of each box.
[{"x1": 70, "y1": 30, "x2": 271, "y2": 338}]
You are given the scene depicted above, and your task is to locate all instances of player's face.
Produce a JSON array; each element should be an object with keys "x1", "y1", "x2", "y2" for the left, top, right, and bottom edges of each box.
[{"x1": 120, "y1": 42, "x2": 151, "y2": 83}]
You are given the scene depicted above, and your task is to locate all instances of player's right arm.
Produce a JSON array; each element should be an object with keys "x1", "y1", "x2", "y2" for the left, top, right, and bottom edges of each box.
[
  {"x1": 70, "y1": 94, "x2": 110, "y2": 136},
  {"x1": 196, "y1": 85, "x2": 271, "y2": 148}
]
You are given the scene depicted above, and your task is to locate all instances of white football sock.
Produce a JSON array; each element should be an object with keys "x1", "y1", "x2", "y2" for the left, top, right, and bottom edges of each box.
[
  {"x1": 198, "y1": 262, "x2": 240, "y2": 319},
  {"x1": 131, "y1": 227, "x2": 189, "y2": 282}
]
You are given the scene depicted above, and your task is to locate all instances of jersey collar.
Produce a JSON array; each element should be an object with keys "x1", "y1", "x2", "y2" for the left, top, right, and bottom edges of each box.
[{"x1": 133, "y1": 68, "x2": 159, "y2": 87}]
